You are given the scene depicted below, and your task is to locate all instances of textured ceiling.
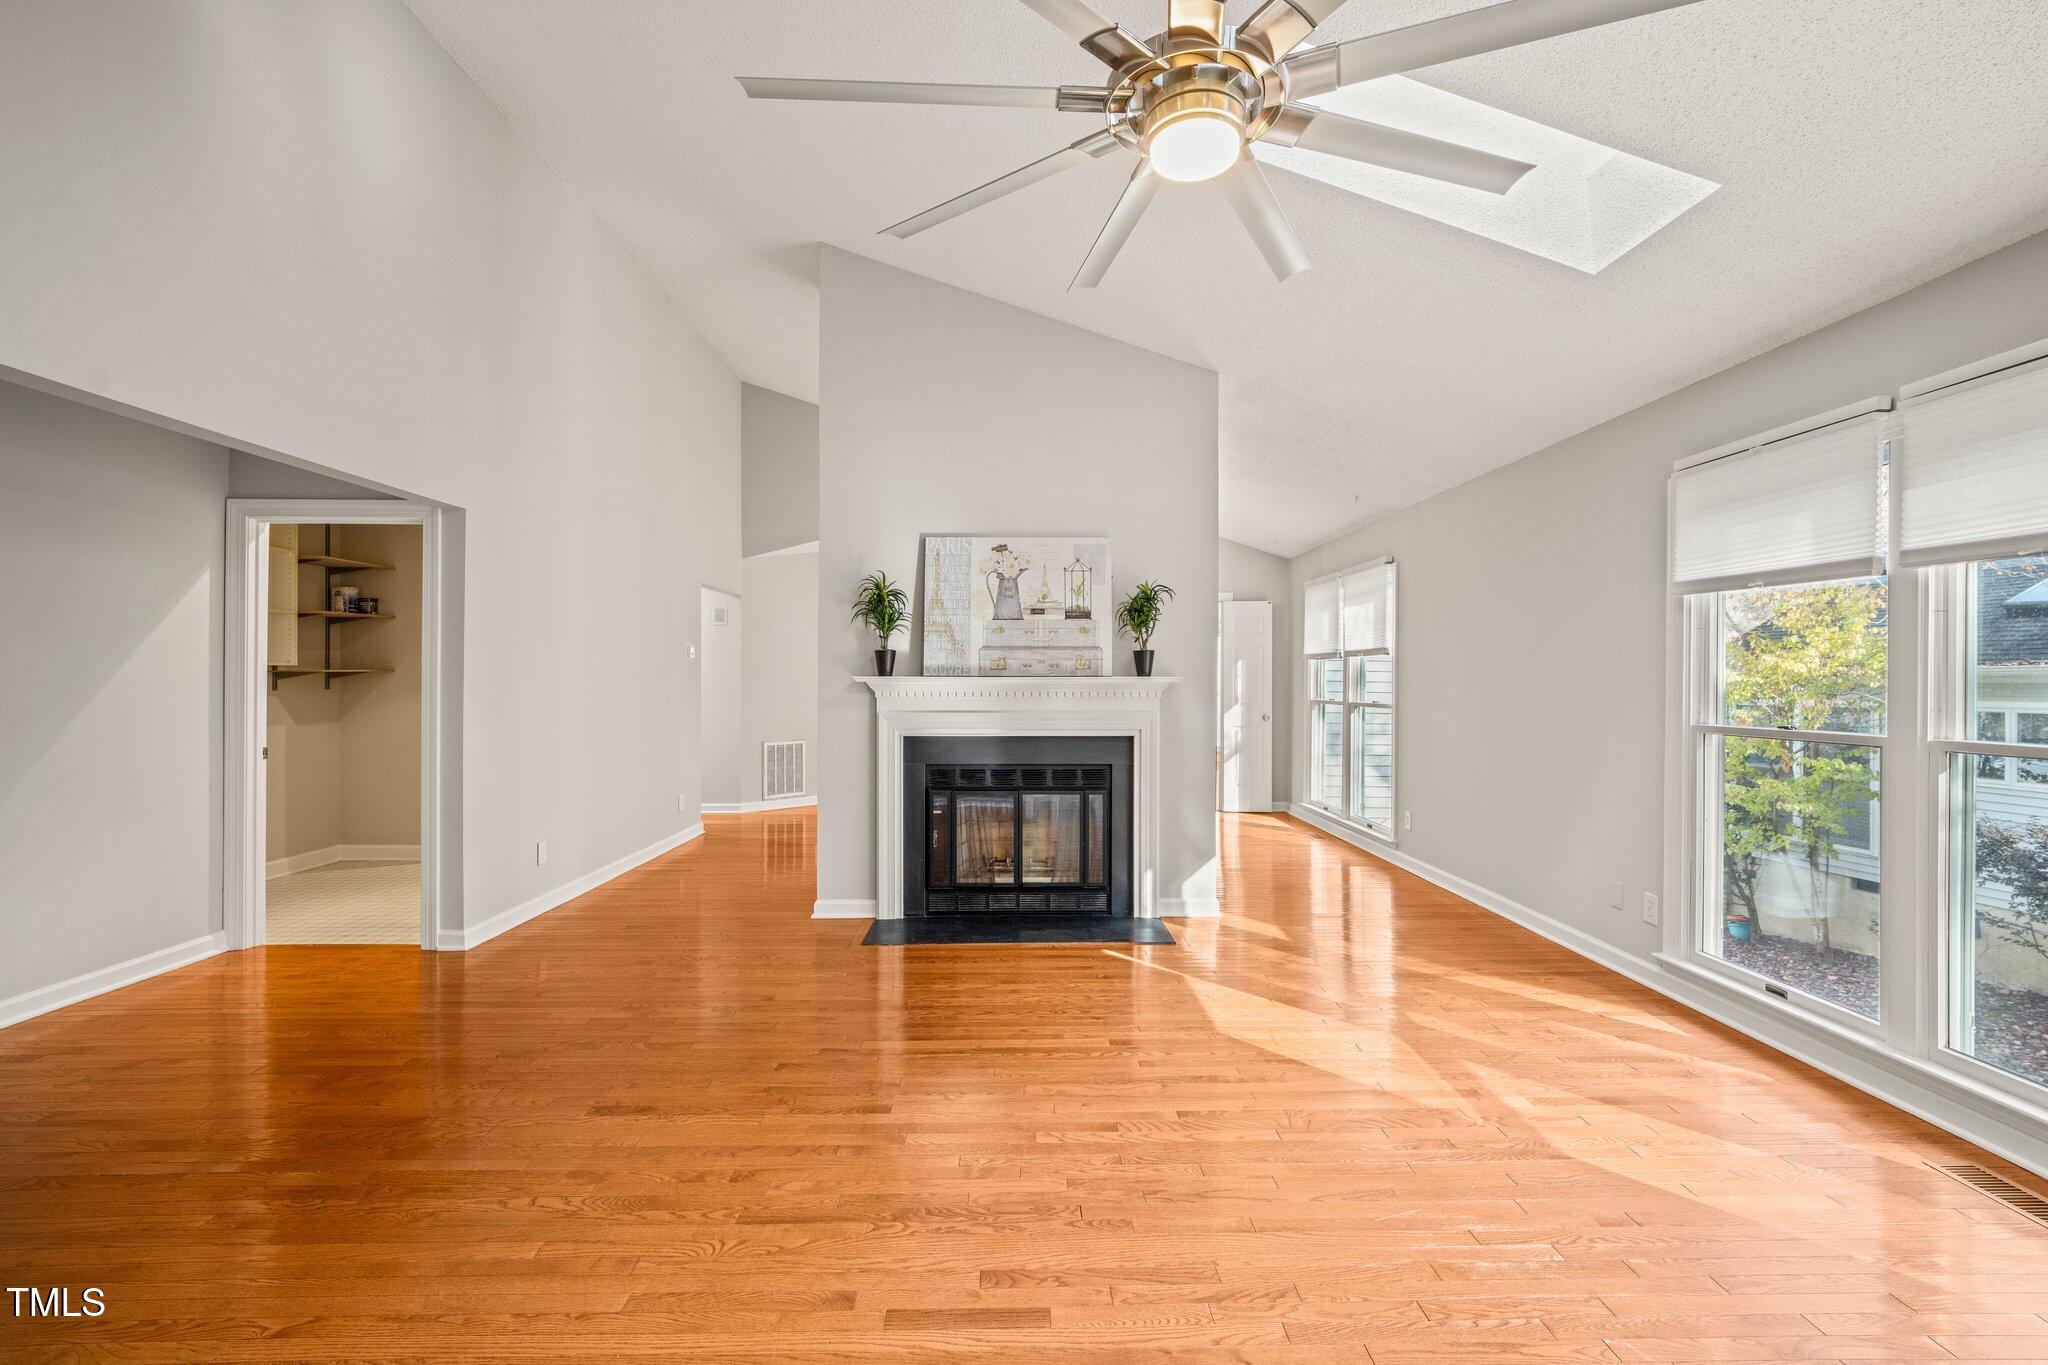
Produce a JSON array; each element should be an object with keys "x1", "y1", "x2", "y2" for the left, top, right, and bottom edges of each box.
[{"x1": 404, "y1": 0, "x2": 2048, "y2": 556}]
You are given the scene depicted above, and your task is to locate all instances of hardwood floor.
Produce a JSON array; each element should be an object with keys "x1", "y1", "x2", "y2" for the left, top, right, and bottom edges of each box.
[{"x1": 7, "y1": 810, "x2": 2048, "y2": 1362}]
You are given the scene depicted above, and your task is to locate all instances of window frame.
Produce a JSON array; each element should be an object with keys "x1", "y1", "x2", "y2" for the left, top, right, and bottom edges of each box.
[
  {"x1": 1676, "y1": 588, "x2": 1892, "y2": 1037},
  {"x1": 1926, "y1": 562, "x2": 2048, "y2": 1109},
  {"x1": 1302, "y1": 561, "x2": 1397, "y2": 841}
]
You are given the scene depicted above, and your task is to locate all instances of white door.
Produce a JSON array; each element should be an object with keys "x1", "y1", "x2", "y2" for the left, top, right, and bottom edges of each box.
[{"x1": 1219, "y1": 600, "x2": 1273, "y2": 812}]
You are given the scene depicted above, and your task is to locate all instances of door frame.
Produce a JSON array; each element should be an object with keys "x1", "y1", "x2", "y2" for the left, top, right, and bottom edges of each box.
[{"x1": 223, "y1": 499, "x2": 448, "y2": 950}]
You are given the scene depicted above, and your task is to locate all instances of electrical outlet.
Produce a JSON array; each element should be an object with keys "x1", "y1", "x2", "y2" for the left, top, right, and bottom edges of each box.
[
  {"x1": 1403, "y1": 810, "x2": 1412, "y2": 832},
  {"x1": 1642, "y1": 891, "x2": 1661, "y2": 926},
  {"x1": 687, "y1": 644, "x2": 698, "y2": 660},
  {"x1": 677, "y1": 795, "x2": 687, "y2": 813},
  {"x1": 535, "y1": 840, "x2": 549, "y2": 867},
  {"x1": 1607, "y1": 881, "x2": 1624, "y2": 911}
]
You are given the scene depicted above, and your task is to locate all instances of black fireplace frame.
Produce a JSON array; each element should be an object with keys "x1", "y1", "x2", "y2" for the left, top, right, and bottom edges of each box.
[{"x1": 902, "y1": 735, "x2": 1133, "y2": 918}]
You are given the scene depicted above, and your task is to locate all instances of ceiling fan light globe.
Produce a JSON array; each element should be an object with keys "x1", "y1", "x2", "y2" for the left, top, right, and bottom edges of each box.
[{"x1": 1145, "y1": 112, "x2": 1243, "y2": 183}]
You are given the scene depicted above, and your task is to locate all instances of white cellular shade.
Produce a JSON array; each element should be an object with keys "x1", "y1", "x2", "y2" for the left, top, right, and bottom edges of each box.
[
  {"x1": 1302, "y1": 575, "x2": 1340, "y2": 655},
  {"x1": 1305, "y1": 562, "x2": 1394, "y2": 655},
  {"x1": 1899, "y1": 355, "x2": 2048, "y2": 566},
  {"x1": 1670, "y1": 414, "x2": 1886, "y2": 594},
  {"x1": 1340, "y1": 563, "x2": 1393, "y2": 654}
]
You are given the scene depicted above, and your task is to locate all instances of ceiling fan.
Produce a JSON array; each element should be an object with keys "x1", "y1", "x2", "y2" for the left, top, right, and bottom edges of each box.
[{"x1": 740, "y1": 0, "x2": 1702, "y2": 287}]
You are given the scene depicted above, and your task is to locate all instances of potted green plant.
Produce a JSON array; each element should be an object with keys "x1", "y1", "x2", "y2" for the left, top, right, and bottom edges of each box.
[
  {"x1": 1114, "y1": 581, "x2": 1175, "y2": 677},
  {"x1": 851, "y1": 571, "x2": 910, "y2": 676}
]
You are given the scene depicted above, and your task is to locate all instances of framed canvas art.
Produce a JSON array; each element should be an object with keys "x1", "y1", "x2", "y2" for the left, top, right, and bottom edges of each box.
[{"x1": 921, "y1": 536, "x2": 1112, "y2": 676}]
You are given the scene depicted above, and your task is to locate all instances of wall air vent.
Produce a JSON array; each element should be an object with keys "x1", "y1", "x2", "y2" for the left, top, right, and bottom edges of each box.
[
  {"x1": 763, "y1": 740, "x2": 806, "y2": 801},
  {"x1": 1928, "y1": 1163, "x2": 2048, "y2": 1228}
]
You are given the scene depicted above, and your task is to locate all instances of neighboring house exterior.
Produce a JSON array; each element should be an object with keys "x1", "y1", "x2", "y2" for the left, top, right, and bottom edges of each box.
[{"x1": 1973, "y1": 560, "x2": 2048, "y2": 831}]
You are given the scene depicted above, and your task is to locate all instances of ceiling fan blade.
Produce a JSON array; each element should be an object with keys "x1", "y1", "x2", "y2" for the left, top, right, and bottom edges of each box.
[
  {"x1": 1264, "y1": 107, "x2": 1533, "y2": 193},
  {"x1": 737, "y1": 78, "x2": 1106, "y2": 111},
  {"x1": 1215, "y1": 156, "x2": 1310, "y2": 281},
  {"x1": 1018, "y1": 0, "x2": 1154, "y2": 70},
  {"x1": 1238, "y1": 0, "x2": 1352, "y2": 60},
  {"x1": 883, "y1": 130, "x2": 1122, "y2": 240},
  {"x1": 1167, "y1": 0, "x2": 1229, "y2": 42},
  {"x1": 1071, "y1": 163, "x2": 1162, "y2": 290},
  {"x1": 1283, "y1": 0, "x2": 1706, "y2": 97}
]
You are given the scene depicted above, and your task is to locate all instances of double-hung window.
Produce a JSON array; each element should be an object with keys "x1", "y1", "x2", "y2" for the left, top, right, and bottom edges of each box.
[
  {"x1": 1303, "y1": 560, "x2": 1395, "y2": 837},
  {"x1": 1905, "y1": 347, "x2": 2048, "y2": 1099},
  {"x1": 1669, "y1": 337, "x2": 2048, "y2": 1120},
  {"x1": 1671, "y1": 406, "x2": 1892, "y2": 1026}
]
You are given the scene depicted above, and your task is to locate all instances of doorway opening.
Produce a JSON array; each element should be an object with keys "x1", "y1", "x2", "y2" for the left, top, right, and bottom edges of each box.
[{"x1": 225, "y1": 500, "x2": 447, "y2": 950}]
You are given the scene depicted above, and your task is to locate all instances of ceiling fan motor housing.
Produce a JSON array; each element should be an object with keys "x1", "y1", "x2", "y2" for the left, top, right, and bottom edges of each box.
[{"x1": 1138, "y1": 63, "x2": 1263, "y2": 146}]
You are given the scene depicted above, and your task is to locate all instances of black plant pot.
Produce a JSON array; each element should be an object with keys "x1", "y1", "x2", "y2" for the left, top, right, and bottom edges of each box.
[
  {"x1": 874, "y1": 648, "x2": 898, "y2": 677},
  {"x1": 1132, "y1": 648, "x2": 1155, "y2": 677}
]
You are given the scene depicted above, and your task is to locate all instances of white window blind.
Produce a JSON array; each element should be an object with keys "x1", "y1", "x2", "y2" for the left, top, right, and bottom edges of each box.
[
  {"x1": 1302, "y1": 576, "x2": 1340, "y2": 655},
  {"x1": 1339, "y1": 562, "x2": 1393, "y2": 655},
  {"x1": 1669, "y1": 411, "x2": 1887, "y2": 594},
  {"x1": 1899, "y1": 351, "x2": 2048, "y2": 567}
]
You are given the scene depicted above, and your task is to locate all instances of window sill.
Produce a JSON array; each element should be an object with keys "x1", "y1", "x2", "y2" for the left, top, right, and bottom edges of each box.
[
  {"x1": 1671, "y1": 945, "x2": 1884, "y2": 1039},
  {"x1": 1291, "y1": 802, "x2": 1398, "y2": 849}
]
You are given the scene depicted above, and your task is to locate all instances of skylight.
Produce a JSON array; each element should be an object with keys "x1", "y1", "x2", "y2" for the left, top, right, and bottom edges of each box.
[{"x1": 1256, "y1": 76, "x2": 1719, "y2": 274}]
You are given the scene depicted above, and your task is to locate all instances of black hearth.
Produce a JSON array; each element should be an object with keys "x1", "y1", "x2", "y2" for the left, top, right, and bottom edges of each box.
[{"x1": 903, "y1": 736, "x2": 1132, "y2": 917}]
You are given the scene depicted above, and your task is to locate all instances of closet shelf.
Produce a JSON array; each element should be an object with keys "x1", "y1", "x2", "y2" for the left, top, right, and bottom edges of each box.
[
  {"x1": 297, "y1": 554, "x2": 394, "y2": 571},
  {"x1": 269, "y1": 667, "x2": 395, "y2": 680},
  {"x1": 298, "y1": 610, "x2": 395, "y2": 620}
]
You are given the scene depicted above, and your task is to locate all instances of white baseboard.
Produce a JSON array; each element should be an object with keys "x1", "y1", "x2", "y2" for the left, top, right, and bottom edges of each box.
[
  {"x1": 439, "y1": 825, "x2": 703, "y2": 951},
  {"x1": 267, "y1": 843, "x2": 422, "y2": 879},
  {"x1": 1281, "y1": 806, "x2": 2048, "y2": 1181},
  {"x1": 702, "y1": 795, "x2": 817, "y2": 815},
  {"x1": 342, "y1": 843, "x2": 420, "y2": 862},
  {"x1": 2, "y1": 931, "x2": 228, "y2": 1030},
  {"x1": 1159, "y1": 897, "x2": 1222, "y2": 918},
  {"x1": 812, "y1": 898, "x2": 877, "y2": 920},
  {"x1": 268, "y1": 846, "x2": 334, "y2": 879}
]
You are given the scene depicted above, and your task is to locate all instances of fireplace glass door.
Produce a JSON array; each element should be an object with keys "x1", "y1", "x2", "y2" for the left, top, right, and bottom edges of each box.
[
  {"x1": 1021, "y1": 793, "x2": 1082, "y2": 884},
  {"x1": 953, "y1": 793, "x2": 1015, "y2": 884}
]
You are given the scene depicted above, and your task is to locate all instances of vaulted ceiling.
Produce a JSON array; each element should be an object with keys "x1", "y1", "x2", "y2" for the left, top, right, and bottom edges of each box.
[{"x1": 406, "y1": 0, "x2": 2048, "y2": 555}]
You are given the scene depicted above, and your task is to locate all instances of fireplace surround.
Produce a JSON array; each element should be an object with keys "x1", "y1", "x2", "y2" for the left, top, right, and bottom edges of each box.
[{"x1": 858, "y1": 675, "x2": 1177, "y2": 920}]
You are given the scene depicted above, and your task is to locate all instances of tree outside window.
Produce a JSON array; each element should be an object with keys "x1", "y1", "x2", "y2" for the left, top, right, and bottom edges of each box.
[{"x1": 1719, "y1": 581, "x2": 1886, "y2": 951}]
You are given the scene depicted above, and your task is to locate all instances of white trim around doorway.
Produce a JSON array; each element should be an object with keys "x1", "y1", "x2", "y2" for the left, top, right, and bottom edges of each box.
[{"x1": 224, "y1": 499, "x2": 449, "y2": 951}]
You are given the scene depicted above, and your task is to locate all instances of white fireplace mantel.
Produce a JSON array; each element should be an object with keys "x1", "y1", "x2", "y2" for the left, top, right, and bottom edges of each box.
[{"x1": 859, "y1": 675, "x2": 1178, "y2": 920}]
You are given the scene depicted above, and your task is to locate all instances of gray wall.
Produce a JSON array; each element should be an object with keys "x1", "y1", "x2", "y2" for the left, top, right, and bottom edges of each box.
[
  {"x1": 227, "y1": 449, "x2": 391, "y2": 501},
  {"x1": 0, "y1": 381, "x2": 225, "y2": 1005},
  {"x1": 742, "y1": 384, "x2": 820, "y2": 557},
  {"x1": 1285, "y1": 227, "x2": 2048, "y2": 964},
  {"x1": 816, "y1": 249, "x2": 1220, "y2": 913},
  {"x1": 0, "y1": 0, "x2": 741, "y2": 961},
  {"x1": 699, "y1": 587, "x2": 745, "y2": 808},
  {"x1": 741, "y1": 549, "x2": 820, "y2": 805},
  {"x1": 1219, "y1": 537, "x2": 1294, "y2": 807}
]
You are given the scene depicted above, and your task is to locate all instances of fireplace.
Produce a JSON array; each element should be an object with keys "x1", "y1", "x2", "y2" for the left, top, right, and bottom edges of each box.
[{"x1": 902, "y1": 736, "x2": 1132, "y2": 917}]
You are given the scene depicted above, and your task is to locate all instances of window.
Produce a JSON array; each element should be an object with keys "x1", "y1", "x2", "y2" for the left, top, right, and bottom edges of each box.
[
  {"x1": 1940, "y1": 556, "x2": 2048, "y2": 1093},
  {"x1": 1667, "y1": 343, "x2": 2048, "y2": 1120},
  {"x1": 1302, "y1": 560, "x2": 1395, "y2": 836},
  {"x1": 1672, "y1": 406, "x2": 1891, "y2": 1025},
  {"x1": 1698, "y1": 578, "x2": 1888, "y2": 1021}
]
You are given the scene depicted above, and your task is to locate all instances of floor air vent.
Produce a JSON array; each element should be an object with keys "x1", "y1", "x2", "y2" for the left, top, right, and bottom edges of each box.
[
  {"x1": 762, "y1": 740, "x2": 806, "y2": 801},
  {"x1": 1928, "y1": 1162, "x2": 2048, "y2": 1227}
]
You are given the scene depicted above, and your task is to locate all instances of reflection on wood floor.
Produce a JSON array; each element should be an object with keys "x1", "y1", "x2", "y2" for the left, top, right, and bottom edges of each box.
[{"x1": 6, "y1": 809, "x2": 2048, "y2": 1362}]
